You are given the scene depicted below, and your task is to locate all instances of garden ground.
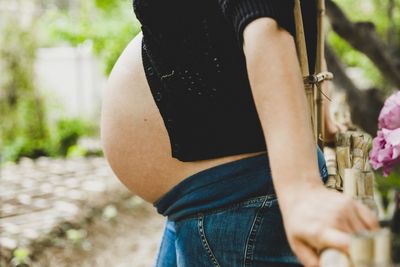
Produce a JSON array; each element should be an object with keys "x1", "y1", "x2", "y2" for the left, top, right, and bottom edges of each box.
[{"x1": 0, "y1": 157, "x2": 164, "y2": 267}]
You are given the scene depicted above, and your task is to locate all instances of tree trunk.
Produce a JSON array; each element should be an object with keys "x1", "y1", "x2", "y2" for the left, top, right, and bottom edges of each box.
[{"x1": 326, "y1": 0, "x2": 400, "y2": 89}]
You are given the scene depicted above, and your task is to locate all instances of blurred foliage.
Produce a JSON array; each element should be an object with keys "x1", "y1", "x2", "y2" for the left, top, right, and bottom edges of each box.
[
  {"x1": 66, "y1": 228, "x2": 87, "y2": 244},
  {"x1": 11, "y1": 247, "x2": 31, "y2": 266},
  {"x1": 376, "y1": 170, "x2": 400, "y2": 201},
  {"x1": 102, "y1": 204, "x2": 118, "y2": 221},
  {"x1": 0, "y1": 19, "x2": 94, "y2": 163},
  {"x1": 333, "y1": 0, "x2": 400, "y2": 36},
  {"x1": 328, "y1": 32, "x2": 384, "y2": 86},
  {"x1": 67, "y1": 144, "x2": 89, "y2": 158},
  {"x1": 38, "y1": 0, "x2": 141, "y2": 75},
  {"x1": 0, "y1": 7, "x2": 105, "y2": 163},
  {"x1": 65, "y1": 228, "x2": 92, "y2": 250},
  {"x1": 52, "y1": 118, "x2": 89, "y2": 156},
  {"x1": 328, "y1": 0, "x2": 400, "y2": 91},
  {"x1": 1, "y1": 115, "x2": 95, "y2": 162},
  {"x1": 0, "y1": 20, "x2": 51, "y2": 162},
  {"x1": 0, "y1": 21, "x2": 95, "y2": 163}
]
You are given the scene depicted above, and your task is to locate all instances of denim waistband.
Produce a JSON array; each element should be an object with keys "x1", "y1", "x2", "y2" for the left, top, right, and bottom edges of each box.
[
  {"x1": 154, "y1": 147, "x2": 328, "y2": 222},
  {"x1": 154, "y1": 152, "x2": 273, "y2": 221}
]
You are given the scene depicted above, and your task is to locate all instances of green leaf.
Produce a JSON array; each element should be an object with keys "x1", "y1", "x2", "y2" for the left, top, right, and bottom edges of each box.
[
  {"x1": 102, "y1": 205, "x2": 118, "y2": 221},
  {"x1": 12, "y1": 248, "x2": 31, "y2": 264},
  {"x1": 66, "y1": 229, "x2": 86, "y2": 243}
]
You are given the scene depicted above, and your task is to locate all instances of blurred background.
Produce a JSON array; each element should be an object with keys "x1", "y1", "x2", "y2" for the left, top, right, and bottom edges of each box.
[{"x1": 0, "y1": 0, "x2": 399, "y2": 266}]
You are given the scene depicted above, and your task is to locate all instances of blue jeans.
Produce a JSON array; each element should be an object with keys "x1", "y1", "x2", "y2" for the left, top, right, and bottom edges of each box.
[{"x1": 154, "y1": 147, "x2": 328, "y2": 267}]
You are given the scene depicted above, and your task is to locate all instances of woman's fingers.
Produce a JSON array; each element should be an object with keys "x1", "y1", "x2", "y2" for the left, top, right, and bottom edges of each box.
[
  {"x1": 347, "y1": 206, "x2": 369, "y2": 233},
  {"x1": 354, "y1": 202, "x2": 380, "y2": 230},
  {"x1": 293, "y1": 240, "x2": 319, "y2": 267},
  {"x1": 281, "y1": 188, "x2": 380, "y2": 266},
  {"x1": 334, "y1": 215, "x2": 353, "y2": 233},
  {"x1": 298, "y1": 226, "x2": 350, "y2": 255},
  {"x1": 317, "y1": 228, "x2": 351, "y2": 253}
]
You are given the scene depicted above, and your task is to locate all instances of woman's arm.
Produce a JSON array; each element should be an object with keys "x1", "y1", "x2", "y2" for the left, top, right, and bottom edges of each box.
[{"x1": 243, "y1": 18, "x2": 378, "y2": 266}]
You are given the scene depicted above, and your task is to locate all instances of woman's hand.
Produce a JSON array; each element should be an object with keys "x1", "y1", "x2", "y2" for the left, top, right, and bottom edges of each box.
[
  {"x1": 279, "y1": 184, "x2": 379, "y2": 266},
  {"x1": 243, "y1": 18, "x2": 379, "y2": 266}
]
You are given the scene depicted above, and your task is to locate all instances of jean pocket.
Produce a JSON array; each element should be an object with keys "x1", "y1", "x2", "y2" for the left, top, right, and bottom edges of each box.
[
  {"x1": 195, "y1": 196, "x2": 276, "y2": 267},
  {"x1": 173, "y1": 195, "x2": 301, "y2": 267},
  {"x1": 247, "y1": 198, "x2": 301, "y2": 266},
  {"x1": 200, "y1": 196, "x2": 301, "y2": 266}
]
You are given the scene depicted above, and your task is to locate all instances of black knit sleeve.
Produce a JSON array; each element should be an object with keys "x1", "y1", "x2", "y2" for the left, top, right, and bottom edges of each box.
[{"x1": 218, "y1": 0, "x2": 296, "y2": 46}]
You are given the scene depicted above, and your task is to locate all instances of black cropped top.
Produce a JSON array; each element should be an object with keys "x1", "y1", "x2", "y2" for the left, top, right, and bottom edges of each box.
[{"x1": 133, "y1": 0, "x2": 317, "y2": 162}]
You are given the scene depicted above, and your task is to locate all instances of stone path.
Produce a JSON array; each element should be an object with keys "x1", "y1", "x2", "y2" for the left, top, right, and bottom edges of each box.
[{"x1": 0, "y1": 156, "x2": 164, "y2": 266}]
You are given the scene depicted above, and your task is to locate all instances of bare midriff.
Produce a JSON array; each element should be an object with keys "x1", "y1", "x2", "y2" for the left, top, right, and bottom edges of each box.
[{"x1": 101, "y1": 32, "x2": 266, "y2": 204}]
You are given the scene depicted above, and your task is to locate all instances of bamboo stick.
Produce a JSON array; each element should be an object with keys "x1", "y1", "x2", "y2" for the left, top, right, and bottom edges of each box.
[
  {"x1": 392, "y1": 191, "x2": 400, "y2": 263},
  {"x1": 344, "y1": 168, "x2": 359, "y2": 198},
  {"x1": 316, "y1": 0, "x2": 326, "y2": 149},
  {"x1": 336, "y1": 133, "x2": 352, "y2": 190},
  {"x1": 325, "y1": 174, "x2": 337, "y2": 190},
  {"x1": 358, "y1": 171, "x2": 379, "y2": 216},
  {"x1": 324, "y1": 147, "x2": 338, "y2": 189},
  {"x1": 335, "y1": 145, "x2": 350, "y2": 190},
  {"x1": 373, "y1": 228, "x2": 393, "y2": 266},
  {"x1": 351, "y1": 133, "x2": 368, "y2": 171},
  {"x1": 350, "y1": 233, "x2": 374, "y2": 266},
  {"x1": 294, "y1": 0, "x2": 318, "y2": 144},
  {"x1": 358, "y1": 171, "x2": 375, "y2": 198},
  {"x1": 363, "y1": 135, "x2": 373, "y2": 172},
  {"x1": 338, "y1": 131, "x2": 361, "y2": 146},
  {"x1": 315, "y1": 0, "x2": 324, "y2": 74},
  {"x1": 316, "y1": 83, "x2": 324, "y2": 149},
  {"x1": 321, "y1": 230, "x2": 394, "y2": 267},
  {"x1": 320, "y1": 249, "x2": 351, "y2": 267},
  {"x1": 294, "y1": 0, "x2": 309, "y2": 77},
  {"x1": 305, "y1": 83, "x2": 317, "y2": 143}
]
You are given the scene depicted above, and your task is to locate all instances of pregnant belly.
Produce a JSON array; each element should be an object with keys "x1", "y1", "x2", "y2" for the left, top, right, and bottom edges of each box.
[{"x1": 101, "y1": 33, "x2": 265, "y2": 203}]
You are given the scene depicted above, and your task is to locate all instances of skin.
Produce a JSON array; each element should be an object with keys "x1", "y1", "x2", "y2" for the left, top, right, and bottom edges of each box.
[
  {"x1": 101, "y1": 32, "x2": 265, "y2": 204},
  {"x1": 243, "y1": 18, "x2": 379, "y2": 266},
  {"x1": 101, "y1": 18, "x2": 378, "y2": 266}
]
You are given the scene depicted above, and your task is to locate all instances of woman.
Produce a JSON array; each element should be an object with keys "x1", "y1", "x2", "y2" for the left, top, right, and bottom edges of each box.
[{"x1": 101, "y1": 0, "x2": 379, "y2": 266}]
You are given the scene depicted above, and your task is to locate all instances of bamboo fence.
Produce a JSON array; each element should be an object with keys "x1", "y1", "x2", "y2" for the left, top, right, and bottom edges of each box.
[{"x1": 293, "y1": 0, "x2": 396, "y2": 265}]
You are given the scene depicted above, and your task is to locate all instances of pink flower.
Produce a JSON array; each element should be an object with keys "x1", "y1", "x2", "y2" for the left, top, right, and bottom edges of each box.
[
  {"x1": 369, "y1": 91, "x2": 400, "y2": 176},
  {"x1": 378, "y1": 91, "x2": 400, "y2": 130},
  {"x1": 369, "y1": 128, "x2": 400, "y2": 176}
]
